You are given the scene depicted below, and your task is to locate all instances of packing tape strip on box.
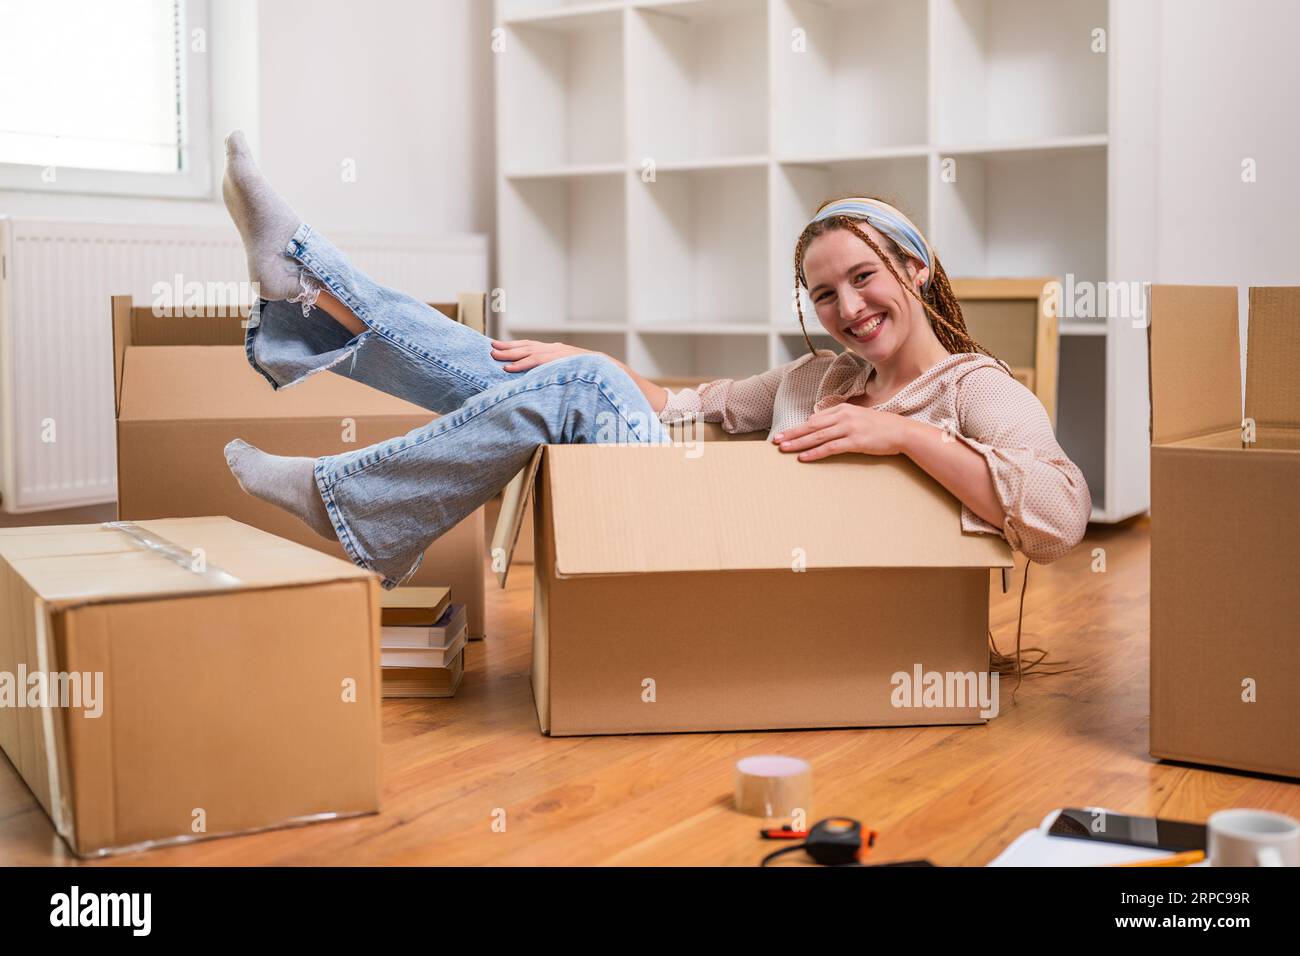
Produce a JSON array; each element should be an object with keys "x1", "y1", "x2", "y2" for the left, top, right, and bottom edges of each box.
[
  {"x1": 33, "y1": 593, "x2": 71, "y2": 844},
  {"x1": 103, "y1": 520, "x2": 243, "y2": 589}
]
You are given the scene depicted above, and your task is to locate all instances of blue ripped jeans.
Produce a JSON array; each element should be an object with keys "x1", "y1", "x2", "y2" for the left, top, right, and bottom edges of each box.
[{"x1": 245, "y1": 223, "x2": 673, "y2": 589}]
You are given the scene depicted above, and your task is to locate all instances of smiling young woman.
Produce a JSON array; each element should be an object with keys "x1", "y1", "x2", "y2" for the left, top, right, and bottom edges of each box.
[{"x1": 532, "y1": 195, "x2": 1087, "y2": 568}]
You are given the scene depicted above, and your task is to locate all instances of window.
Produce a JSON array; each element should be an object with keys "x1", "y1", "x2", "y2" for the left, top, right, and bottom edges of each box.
[{"x1": 0, "y1": 0, "x2": 211, "y2": 197}]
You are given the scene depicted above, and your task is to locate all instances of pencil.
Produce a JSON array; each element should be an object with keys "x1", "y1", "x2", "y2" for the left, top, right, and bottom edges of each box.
[{"x1": 1111, "y1": 850, "x2": 1206, "y2": 867}]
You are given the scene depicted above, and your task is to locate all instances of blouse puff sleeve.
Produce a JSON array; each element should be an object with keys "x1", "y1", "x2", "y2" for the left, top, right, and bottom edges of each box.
[
  {"x1": 950, "y1": 365, "x2": 1092, "y2": 564},
  {"x1": 658, "y1": 353, "x2": 815, "y2": 434}
]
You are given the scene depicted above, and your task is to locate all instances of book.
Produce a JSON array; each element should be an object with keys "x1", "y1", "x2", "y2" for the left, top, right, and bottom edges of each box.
[
  {"x1": 381, "y1": 649, "x2": 464, "y2": 698},
  {"x1": 381, "y1": 622, "x2": 467, "y2": 669},
  {"x1": 379, "y1": 586, "x2": 452, "y2": 628},
  {"x1": 380, "y1": 602, "x2": 466, "y2": 649}
]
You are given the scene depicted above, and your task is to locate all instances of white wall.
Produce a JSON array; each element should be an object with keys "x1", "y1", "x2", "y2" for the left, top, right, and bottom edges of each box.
[
  {"x1": 256, "y1": 0, "x2": 495, "y2": 242},
  {"x1": 1147, "y1": 0, "x2": 1300, "y2": 288},
  {"x1": 1112, "y1": 0, "x2": 1300, "y2": 387},
  {"x1": 0, "y1": 0, "x2": 495, "y2": 254}
]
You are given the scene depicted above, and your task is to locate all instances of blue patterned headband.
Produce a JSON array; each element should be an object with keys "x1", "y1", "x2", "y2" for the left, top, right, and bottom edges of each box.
[{"x1": 805, "y1": 197, "x2": 934, "y2": 292}]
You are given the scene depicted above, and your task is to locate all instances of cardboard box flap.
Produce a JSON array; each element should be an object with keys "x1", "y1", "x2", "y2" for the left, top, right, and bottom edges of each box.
[
  {"x1": 111, "y1": 295, "x2": 131, "y2": 417},
  {"x1": 0, "y1": 516, "x2": 373, "y2": 607},
  {"x1": 110, "y1": 298, "x2": 246, "y2": 417},
  {"x1": 1149, "y1": 285, "x2": 1242, "y2": 444},
  {"x1": 490, "y1": 445, "x2": 546, "y2": 588},
  {"x1": 545, "y1": 443, "x2": 1014, "y2": 575},
  {"x1": 454, "y1": 292, "x2": 487, "y2": 335},
  {"x1": 1246, "y1": 287, "x2": 1300, "y2": 428},
  {"x1": 118, "y1": 346, "x2": 430, "y2": 422},
  {"x1": 127, "y1": 305, "x2": 248, "y2": 345}
]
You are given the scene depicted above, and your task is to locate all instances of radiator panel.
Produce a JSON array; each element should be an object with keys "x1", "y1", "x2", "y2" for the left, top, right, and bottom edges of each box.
[{"x1": 0, "y1": 218, "x2": 486, "y2": 512}]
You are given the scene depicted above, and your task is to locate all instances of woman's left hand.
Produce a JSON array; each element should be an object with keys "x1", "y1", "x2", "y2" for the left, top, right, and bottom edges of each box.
[
  {"x1": 490, "y1": 339, "x2": 591, "y2": 372},
  {"x1": 770, "y1": 403, "x2": 913, "y2": 460}
]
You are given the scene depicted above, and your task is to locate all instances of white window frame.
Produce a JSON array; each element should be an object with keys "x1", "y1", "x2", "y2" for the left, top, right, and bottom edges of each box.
[{"x1": 0, "y1": 0, "x2": 212, "y2": 199}]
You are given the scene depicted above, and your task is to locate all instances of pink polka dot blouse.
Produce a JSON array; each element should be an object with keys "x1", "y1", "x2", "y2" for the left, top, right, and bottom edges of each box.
[{"x1": 657, "y1": 349, "x2": 1091, "y2": 564}]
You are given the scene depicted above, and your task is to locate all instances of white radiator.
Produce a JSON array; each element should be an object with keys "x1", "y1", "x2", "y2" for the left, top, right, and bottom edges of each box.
[{"x1": 0, "y1": 217, "x2": 488, "y2": 513}]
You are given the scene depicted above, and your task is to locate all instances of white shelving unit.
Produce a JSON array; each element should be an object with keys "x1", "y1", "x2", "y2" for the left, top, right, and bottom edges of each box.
[{"x1": 494, "y1": 0, "x2": 1150, "y2": 522}]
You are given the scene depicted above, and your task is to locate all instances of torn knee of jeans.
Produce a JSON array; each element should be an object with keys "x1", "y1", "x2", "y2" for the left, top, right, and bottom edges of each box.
[
  {"x1": 272, "y1": 328, "x2": 370, "y2": 391},
  {"x1": 314, "y1": 330, "x2": 367, "y2": 381},
  {"x1": 288, "y1": 269, "x2": 326, "y2": 318}
]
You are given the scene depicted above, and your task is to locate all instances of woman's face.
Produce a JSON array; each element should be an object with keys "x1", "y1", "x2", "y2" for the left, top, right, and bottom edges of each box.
[{"x1": 802, "y1": 224, "x2": 928, "y2": 366}]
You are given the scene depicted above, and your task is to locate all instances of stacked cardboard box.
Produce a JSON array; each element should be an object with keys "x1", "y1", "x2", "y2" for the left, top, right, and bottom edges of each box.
[
  {"x1": 0, "y1": 516, "x2": 382, "y2": 857},
  {"x1": 1148, "y1": 285, "x2": 1300, "y2": 778}
]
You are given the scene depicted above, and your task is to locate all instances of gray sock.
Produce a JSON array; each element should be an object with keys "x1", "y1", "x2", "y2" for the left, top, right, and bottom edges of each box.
[
  {"x1": 221, "y1": 130, "x2": 304, "y2": 301},
  {"x1": 224, "y1": 439, "x2": 335, "y2": 541}
]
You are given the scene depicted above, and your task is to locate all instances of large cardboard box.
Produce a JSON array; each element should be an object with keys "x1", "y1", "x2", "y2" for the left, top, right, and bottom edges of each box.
[
  {"x1": 0, "y1": 516, "x2": 382, "y2": 857},
  {"x1": 1148, "y1": 285, "x2": 1300, "y2": 778},
  {"x1": 498, "y1": 297, "x2": 1057, "y2": 570},
  {"x1": 110, "y1": 296, "x2": 486, "y2": 637},
  {"x1": 491, "y1": 422, "x2": 1014, "y2": 736}
]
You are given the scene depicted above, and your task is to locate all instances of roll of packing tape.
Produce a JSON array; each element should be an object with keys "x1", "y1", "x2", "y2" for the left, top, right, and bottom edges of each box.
[{"x1": 734, "y1": 755, "x2": 812, "y2": 818}]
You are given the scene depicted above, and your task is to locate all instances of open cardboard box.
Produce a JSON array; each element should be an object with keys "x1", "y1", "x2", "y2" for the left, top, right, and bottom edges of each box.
[
  {"x1": 0, "y1": 516, "x2": 382, "y2": 857},
  {"x1": 1148, "y1": 285, "x2": 1300, "y2": 778},
  {"x1": 491, "y1": 421, "x2": 1015, "y2": 736},
  {"x1": 496, "y1": 278, "x2": 1058, "y2": 567},
  {"x1": 110, "y1": 296, "x2": 487, "y2": 637},
  {"x1": 951, "y1": 278, "x2": 1059, "y2": 427}
]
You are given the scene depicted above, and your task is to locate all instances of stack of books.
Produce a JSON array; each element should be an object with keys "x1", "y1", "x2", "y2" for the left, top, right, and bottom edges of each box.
[{"x1": 379, "y1": 587, "x2": 467, "y2": 698}]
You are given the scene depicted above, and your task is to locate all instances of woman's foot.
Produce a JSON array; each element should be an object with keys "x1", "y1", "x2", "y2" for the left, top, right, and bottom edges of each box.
[
  {"x1": 221, "y1": 130, "x2": 304, "y2": 301},
  {"x1": 223, "y1": 439, "x2": 336, "y2": 541}
]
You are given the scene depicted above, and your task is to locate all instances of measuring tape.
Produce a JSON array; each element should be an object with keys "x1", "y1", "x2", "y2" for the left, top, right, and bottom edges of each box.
[{"x1": 760, "y1": 817, "x2": 878, "y2": 867}]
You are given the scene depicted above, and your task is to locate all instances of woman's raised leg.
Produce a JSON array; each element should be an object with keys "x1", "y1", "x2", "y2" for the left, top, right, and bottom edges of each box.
[
  {"x1": 224, "y1": 353, "x2": 673, "y2": 589},
  {"x1": 222, "y1": 130, "x2": 516, "y2": 414}
]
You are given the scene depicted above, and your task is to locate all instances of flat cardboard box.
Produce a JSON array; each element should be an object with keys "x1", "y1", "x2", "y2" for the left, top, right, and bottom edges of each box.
[
  {"x1": 491, "y1": 421, "x2": 1014, "y2": 736},
  {"x1": 0, "y1": 515, "x2": 382, "y2": 857},
  {"x1": 1148, "y1": 285, "x2": 1300, "y2": 778},
  {"x1": 110, "y1": 296, "x2": 486, "y2": 638}
]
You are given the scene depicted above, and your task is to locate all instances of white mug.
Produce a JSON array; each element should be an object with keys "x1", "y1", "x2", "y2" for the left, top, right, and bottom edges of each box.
[{"x1": 1207, "y1": 809, "x2": 1300, "y2": 867}]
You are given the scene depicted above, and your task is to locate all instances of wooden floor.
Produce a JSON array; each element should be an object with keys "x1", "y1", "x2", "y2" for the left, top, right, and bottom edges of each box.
[{"x1": 3, "y1": 515, "x2": 1299, "y2": 866}]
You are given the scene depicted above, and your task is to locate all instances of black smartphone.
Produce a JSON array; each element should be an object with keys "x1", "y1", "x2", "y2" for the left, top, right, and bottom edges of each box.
[{"x1": 1048, "y1": 808, "x2": 1207, "y2": 852}]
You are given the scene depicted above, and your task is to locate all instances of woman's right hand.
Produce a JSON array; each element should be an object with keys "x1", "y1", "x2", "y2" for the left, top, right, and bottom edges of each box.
[{"x1": 490, "y1": 339, "x2": 594, "y2": 373}]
